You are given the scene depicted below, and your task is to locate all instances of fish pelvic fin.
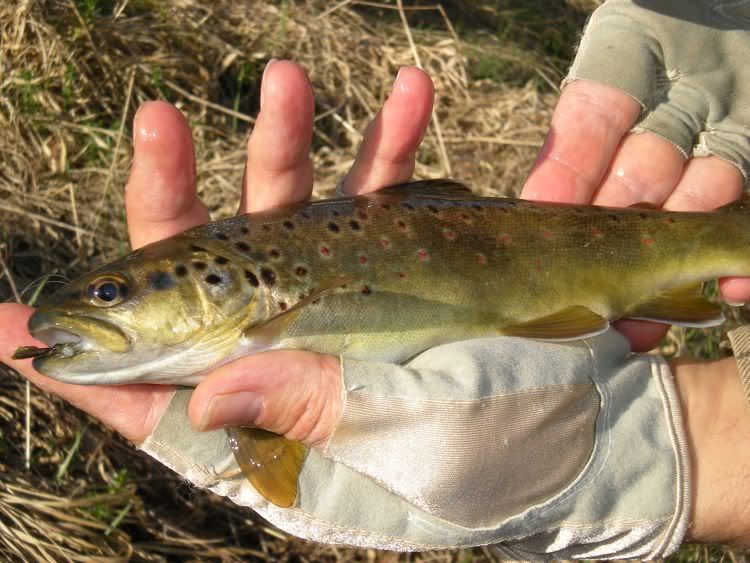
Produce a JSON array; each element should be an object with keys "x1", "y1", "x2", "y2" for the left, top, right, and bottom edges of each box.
[
  {"x1": 625, "y1": 283, "x2": 724, "y2": 327},
  {"x1": 499, "y1": 305, "x2": 609, "y2": 340},
  {"x1": 227, "y1": 427, "x2": 307, "y2": 508}
]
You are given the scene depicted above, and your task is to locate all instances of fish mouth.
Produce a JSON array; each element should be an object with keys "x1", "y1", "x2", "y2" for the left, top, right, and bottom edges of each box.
[{"x1": 24, "y1": 310, "x2": 131, "y2": 360}]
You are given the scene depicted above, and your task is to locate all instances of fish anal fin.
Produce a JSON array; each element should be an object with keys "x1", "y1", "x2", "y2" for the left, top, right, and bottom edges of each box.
[
  {"x1": 376, "y1": 179, "x2": 474, "y2": 199},
  {"x1": 244, "y1": 276, "x2": 352, "y2": 341},
  {"x1": 500, "y1": 305, "x2": 609, "y2": 340},
  {"x1": 626, "y1": 283, "x2": 724, "y2": 327},
  {"x1": 227, "y1": 427, "x2": 307, "y2": 508}
]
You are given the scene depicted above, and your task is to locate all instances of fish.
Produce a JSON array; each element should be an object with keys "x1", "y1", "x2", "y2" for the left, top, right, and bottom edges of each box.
[{"x1": 13, "y1": 179, "x2": 750, "y2": 506}]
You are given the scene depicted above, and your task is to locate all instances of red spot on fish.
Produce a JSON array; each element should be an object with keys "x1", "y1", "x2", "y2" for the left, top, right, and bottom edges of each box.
[
  {"x1": 380, "y1": 238, "x2": 391, "y2": 249},
  {"x1": 500, "y1": 234, "x2": 512, "y2": 246},
  {"x1": 535, "y1": 258, "x2": 543, "y2": 270},
  {"x1": 418, "y1": 248, "x2": 430, "y2": 261},
  {"x1": 319, "y1": 245, "x2": 330, "y2": 256},
  {"x1": 357, "y1": 211, "x2": 368, "y2": 221},
  {"x1": 359, "y1": 255, "x2": 368, "y2": 264},
  {"x1": 642, "y1": 238, "x2": 654, "y2": 246},
  {"x1": 267, "y1": 248, "x2": 280, "y2": 259},
  {"x1": 361, "y1": 285, "x2": 372, "y2": 295},
  {"x1": 398, "y1": 272, "x2": 406, "y2": 278},
  {"x1": 460, "y1": 213, "x2": 473, "y2": 224},
  {"x1": 443, "y1": 227, "x2": 456, "y2": 240},
  {"x1": 396, "y1": 219, "x2": 406, "y2": 230},
  {"x1": 592, "y1": 227, "x2": 603, "y2": 238},
  {"x1": 542, "y1": 230, "x2": 553, "y2": 238},
  {"x1": 476, "y1": 253, "x2": 487, "y2": 265}
]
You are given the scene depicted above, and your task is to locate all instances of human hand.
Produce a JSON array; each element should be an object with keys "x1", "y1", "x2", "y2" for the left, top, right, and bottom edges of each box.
[
  {"x1": 522, "y1": 0, "x2": 750, "y2": 352},
  {"x1": 0, "y1": 62, "x2": 435, "y2": 446}
]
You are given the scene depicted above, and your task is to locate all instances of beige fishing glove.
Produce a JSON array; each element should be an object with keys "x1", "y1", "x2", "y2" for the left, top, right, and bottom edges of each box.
[
  {"x1": 141, "y1": 330, "x2": 692, "y2": 559},
  {"x1": 567, "y1": 0, "x2": 750, "y2": 179}
]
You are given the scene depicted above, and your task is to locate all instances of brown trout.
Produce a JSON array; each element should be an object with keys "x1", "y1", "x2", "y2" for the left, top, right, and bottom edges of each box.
[{"x1": 13, "y1": 179, "x2": 750, "y2": 506}]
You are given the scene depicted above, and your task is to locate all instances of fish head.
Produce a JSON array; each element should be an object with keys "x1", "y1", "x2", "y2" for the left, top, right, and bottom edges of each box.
[{"x1": 26, "y1": 237, "x2": 258, "y2": 384}]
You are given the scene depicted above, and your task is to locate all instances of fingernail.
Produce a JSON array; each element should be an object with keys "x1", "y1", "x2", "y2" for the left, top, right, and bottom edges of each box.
[
  {"x1": 725, "y1": 299, "x2": 746, "y2": 307},
  {"x1": 198, "y1": 391, "x2": 264, "y2": 431},
  {"x1": 260, "y1": 58, "x2": 279, "y2": 109},
  {"x1": 392, "y1": 66, "x2": 407, "y2": 92}
]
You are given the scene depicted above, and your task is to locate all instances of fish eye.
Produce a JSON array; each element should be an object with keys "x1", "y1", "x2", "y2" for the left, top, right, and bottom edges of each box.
[{"x1": 87, "y1": 275, "x2": 129, "y2": 307}]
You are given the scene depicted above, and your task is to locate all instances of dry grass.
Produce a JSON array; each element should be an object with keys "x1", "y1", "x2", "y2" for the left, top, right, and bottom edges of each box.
[{"x1": 0, "y1": 0, "x2": 743, "y2": 560}]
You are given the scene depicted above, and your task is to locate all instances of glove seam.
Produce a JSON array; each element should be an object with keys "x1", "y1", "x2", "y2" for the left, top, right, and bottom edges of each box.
[{"x1": 646, "y1": 354, "x2": 692, "y2": 557}]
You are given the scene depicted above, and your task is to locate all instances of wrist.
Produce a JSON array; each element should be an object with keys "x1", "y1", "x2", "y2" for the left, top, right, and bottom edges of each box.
[{"x1": 671, "y1": 357, "x2": 750, "y2": 548}]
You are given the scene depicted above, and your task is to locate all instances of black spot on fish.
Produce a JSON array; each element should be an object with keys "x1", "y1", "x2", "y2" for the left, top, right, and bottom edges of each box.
[
  {"x1": 608, "y1": 214, "x2": 620, "y2": 222},
  {"x1": 216, "y1": 232, "x2": 229, "y2": 241},
  {"x1": 639, "y1": 212, "x2": 648, "y2": 219},
  {"x1": 190, "y1": 244, "x2": 206, "y2": 252},
  {"x1": 192, "y1": 261, "x2": 207, "y2": 270},
  {"x1": 261, "y1": 267, "x2": 276, "y2": 286},
  {"x1": 283, "y1": 220, "x2": 295, "y2": 230},
  {"x1": 349, "y1": 220, "x2": 361, "y2": 231},
  {"x1": 295, "y1": 266, "x2": 307, "y2": 276},
  {"x1": 244, "y1": 270, "x2": 259, "y2": 287},
  {"x1": 301, "y1": 211, "x2": 310, "y2": 219},
  {"x1": 235, "y1": 241, "x2": 251, "y2": 252},
  {"x1": 328, "y1": 222, "x2": 340, "y2": 233},
  {"x1": 402, "y1": 203, "x2": 415, "y2": 211},
  {"x1": 240, "y1": 227, "x2": 249, "y2": 235},
  {"x1": 175, "y1": 265, "x2": 188, "y2": 277},
  {"x1": 149, "y1": 271, "x2": 174, "y2": 290},
  {"x1": 427, "y1": 205, "x2": 439, "y2": 214},
  {"x1": 268, "y1": 248, "x2": 280, "y2": 259},
  {"x1": 279, "y1": 301, "x2": 288, "y2": 311},
  {"x1": 262, "y1": 224, "x2": 271, "y2": 232},
  {"x1": 215, "y1": 256, "x2": 229, "y2": 265},
  {"x1": 331, "y1": 210, "x2": 340, "y2": 217},
  {"x1": 357, "y1": 211, "x2": 368, "y2": 220},
  {"x1": 381, "y1": 203, "x2": 391, "y2": 210},
  {"x1": 205, "y1": 274, "x2": 222, "y2": 285}
]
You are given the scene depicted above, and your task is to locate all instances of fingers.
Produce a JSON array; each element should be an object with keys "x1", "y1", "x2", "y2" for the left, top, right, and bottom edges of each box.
[
  {"x1": 522, "y1": 80, "x2": 641, "y2": 204},
  {"x1": 612, "y1": 319, "x2": 670, "y2": 353},
  {"x1": 126, "y1": 101, "x2": 209, "y2": 249},
  {"x1": 241, "y1": 60, "x2": 315, "y2": 213},
  {"x1": 0, "y1": 303, "x2": 173, "y2": 443},
  {"x1": 591, "y1": 132, "x2": 685, "y2": 207},
  {"x1": 662, "y1": 156, "x2": 748, "y2": 304},
  {"x1": 340, "y1": 66, "x2": 434, "y2": 195},
  {"x1": 188, "y1": 350, "x2": 342, "y2": 449}
]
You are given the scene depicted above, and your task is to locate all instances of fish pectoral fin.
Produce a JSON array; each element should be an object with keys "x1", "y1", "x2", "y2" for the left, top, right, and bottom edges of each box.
[
  {"x1": 499, "y1": 305, "x2": 609, "y2": 340},
  {"x1": 244, "y1": 276, "x2": 352, "y2": 341},
  {"x1": 626, "y1": 283, "x2": 724, "y2": 327},
  {"x1": 226, "y1": 426, "x2": 307, "y2": 508},
  {"x1": 376, "y1": 179, "x2": 474, "y2": 199}
]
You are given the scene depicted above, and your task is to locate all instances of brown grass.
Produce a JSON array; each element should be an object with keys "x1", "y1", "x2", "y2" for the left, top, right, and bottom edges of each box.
[{"x1": 0, "y1": 0, "x2": 742, "y2": 561}]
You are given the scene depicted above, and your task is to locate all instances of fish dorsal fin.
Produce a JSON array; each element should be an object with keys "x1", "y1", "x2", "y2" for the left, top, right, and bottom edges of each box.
[
  {"x1": 628, "y1": 201, "x2": 661, "y2": 210},
  {"x1": 626, "y1": 283, "x2": 724, "y2": 327},
  {"x1": 227, "y1": 427, "x2": 306, "y2": 507},
  {"x1": 499, "y1": 305, "x2": 609, "y2": 340},
  {"x1": 376, "y1": 179, "x2": 474, "y2": 199},
  {"x1": 244, "y1": 276, "x2": 352, "y2": 340}
]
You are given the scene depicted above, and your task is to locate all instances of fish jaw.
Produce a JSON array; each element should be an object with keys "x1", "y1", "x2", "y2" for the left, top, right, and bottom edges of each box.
[{"x1": 26, "y1": 308, "x2": 246, "y2": 386}]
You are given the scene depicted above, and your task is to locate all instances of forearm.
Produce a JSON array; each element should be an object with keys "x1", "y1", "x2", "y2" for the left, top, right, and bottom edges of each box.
[{"x1": 672, "y1": 357, "x2": 750, "y2": 548}]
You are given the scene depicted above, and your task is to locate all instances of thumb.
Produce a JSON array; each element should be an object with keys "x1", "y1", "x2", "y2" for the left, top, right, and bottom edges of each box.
[{"x1": 188, "y1": 350, "x2": 343, "y2": 448}]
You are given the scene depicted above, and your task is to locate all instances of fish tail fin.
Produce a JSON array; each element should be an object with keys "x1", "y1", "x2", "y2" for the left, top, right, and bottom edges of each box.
[{"x1": 226, "y1": 426, "x2": 307, "y2": 507}]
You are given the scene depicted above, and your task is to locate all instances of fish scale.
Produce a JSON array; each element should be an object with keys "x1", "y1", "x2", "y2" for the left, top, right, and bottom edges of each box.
[{"x1": 16, "y1": 179, "x2": 750, "y2": 508}]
